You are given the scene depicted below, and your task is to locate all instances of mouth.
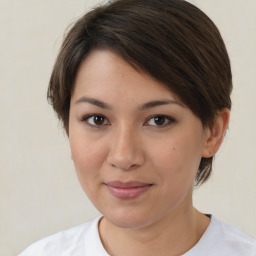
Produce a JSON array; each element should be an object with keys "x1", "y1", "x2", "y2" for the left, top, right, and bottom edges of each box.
[{"x1": 103, "y1": 181, "x2": 153, "y2": 200}]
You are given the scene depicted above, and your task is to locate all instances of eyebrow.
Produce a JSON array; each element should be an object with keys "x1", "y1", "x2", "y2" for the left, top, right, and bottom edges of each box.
[
  {"x1": 75, "y1": 97, "x2": 112, "y2": 109},
  {"x1": 75, "y1": 96, "x2": 184, "y2": 110},
  {"x1": 139, "y1": 99, "x2": 184, "y2": 110}
]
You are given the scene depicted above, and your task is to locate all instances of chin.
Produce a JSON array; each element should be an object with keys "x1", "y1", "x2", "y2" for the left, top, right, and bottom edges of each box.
[
  {"x1": 103, "y1": 207, "x2": 160, "y2": 230},
  {"x1": 109, "y1": 217, "x2": 151, "y2": 230}
]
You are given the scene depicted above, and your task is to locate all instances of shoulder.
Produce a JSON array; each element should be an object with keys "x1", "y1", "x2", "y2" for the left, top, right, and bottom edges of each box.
[
  {"x1": 18, "y1": 217, "x2": 102, "y2": 256},
  {"x1": 216, "y1": 217, "x2": 256, "y2": 242},
  {"x1": 186, "y1": 216, "x2": 256, "y2": 256}
]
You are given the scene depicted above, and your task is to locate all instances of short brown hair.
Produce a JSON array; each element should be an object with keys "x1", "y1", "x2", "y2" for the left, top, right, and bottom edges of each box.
[{"x1": 48, "y1": 0, "x2": 232, "y2": 185}]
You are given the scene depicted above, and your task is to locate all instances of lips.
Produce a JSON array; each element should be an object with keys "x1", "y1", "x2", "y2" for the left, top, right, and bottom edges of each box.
[{"x1": 104, "y1": 181, "x2": 152, "y2": 200}]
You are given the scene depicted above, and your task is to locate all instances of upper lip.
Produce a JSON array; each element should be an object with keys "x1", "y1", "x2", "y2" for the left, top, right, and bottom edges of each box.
[{"x1": 104, "y1": 181, "x2": 152, "y2": 188}]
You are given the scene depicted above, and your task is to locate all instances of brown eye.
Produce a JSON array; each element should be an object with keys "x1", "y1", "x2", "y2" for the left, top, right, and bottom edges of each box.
[
  {"x1": 146, "y1": 115, "x2": 175, "y2": 127},
  {"x1": 84, "y1": 114, "x2": 109, "y2": 127},
  {"x1": 153, "y1": 116, "x2": 166, "y2": 126},
  {"x1": 93, "y1": 116, "x2": 105, "y2": 125}
]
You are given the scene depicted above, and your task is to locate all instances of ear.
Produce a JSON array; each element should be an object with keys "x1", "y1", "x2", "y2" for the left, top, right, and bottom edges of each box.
[{"x1": 202, "y1": 108, "x2": 230, "y2": 158}]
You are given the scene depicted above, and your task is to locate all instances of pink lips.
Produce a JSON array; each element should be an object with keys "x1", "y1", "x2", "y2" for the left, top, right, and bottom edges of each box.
[{"x1": 104, "y1": 181, "x2": 152, "y2": 200}]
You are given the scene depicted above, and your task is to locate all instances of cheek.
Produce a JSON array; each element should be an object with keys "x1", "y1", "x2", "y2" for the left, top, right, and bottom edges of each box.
[
  {"x1": 70, "y1": 130, "x2": 105, "y2": 166},
  {"x1": 69, "y1": 135, "x2": 105, "y2": 190},
  {"x1": 149, "y1": 134, "x2": 202, "y2": 179}
]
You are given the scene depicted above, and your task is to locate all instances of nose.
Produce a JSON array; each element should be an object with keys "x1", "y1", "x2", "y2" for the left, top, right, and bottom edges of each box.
[{"x1": 106, "y1": 126, "x2": 145, "y2": 170}]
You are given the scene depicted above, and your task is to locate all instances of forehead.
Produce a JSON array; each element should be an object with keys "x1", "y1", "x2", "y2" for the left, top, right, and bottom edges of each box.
[{"x1": 73, "y1": 49, "x2": 181, "y2": 103}]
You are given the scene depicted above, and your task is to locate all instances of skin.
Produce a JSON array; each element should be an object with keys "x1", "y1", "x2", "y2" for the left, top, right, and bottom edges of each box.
[{"x1": 69, "y1": 49, "x2": 230, "y2": 256}]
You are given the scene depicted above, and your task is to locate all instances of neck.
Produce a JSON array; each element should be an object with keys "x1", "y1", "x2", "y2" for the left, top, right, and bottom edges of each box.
[{"x1": 99, "y1": 206, "x2": 210, "y2": 256}]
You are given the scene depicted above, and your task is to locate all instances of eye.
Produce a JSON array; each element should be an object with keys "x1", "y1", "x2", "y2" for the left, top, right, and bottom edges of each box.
[
  {"x1": 145, "y1": 115, "x2": 175, "y2": 127},
  {"x1": 82, "y1": 114, "x2": 109, "y2": 127}
]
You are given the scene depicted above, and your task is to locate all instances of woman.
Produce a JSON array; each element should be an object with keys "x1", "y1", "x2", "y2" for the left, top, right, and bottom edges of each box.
[{"x1": 19, "y1": 0, "x2": 256, "y2": 255}]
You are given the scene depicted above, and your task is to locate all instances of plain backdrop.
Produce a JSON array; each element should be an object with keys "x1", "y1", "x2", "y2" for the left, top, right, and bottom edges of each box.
[{"x1": 0, "y1": 0, "x2": 255, "y2": 255}]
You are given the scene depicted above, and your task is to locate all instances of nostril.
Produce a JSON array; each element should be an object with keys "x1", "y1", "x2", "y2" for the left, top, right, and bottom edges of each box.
[
  {"x1": 108, "y1": 157, "x2": 139, "y2": 171},
  {"x1": 107, "y1": 150, "x2": 144, "y2": 170},
  {"x1": 107, "y1": 130, "x2": 145, "y2": 170}
]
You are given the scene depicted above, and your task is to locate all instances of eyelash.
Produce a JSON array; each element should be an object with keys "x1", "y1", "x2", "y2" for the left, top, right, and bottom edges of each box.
[
  {"x1": 144, "y1": 115, "x2": 176, "y2": 127},
  {"x1": 81, "y1": 114, "x2": 110, "y2": 128},
  {"x1": 81, "y1": 114, "x2": 175, "y2": 128}
]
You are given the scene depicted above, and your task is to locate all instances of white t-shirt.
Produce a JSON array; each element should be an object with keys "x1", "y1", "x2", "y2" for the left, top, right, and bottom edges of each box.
[{"x1": 19, "y1": 216, "x2": 256, "y2": 256}]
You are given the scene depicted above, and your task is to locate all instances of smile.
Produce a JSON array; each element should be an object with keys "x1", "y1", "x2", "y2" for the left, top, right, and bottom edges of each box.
[{"x1": 104, "y1": 181, "x2": 153, "y2": 200}]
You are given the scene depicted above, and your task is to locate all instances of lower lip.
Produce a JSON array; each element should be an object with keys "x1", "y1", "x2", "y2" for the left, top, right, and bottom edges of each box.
[{"x1": 105, "y1": 185, "x2": 152, "y2": 200}]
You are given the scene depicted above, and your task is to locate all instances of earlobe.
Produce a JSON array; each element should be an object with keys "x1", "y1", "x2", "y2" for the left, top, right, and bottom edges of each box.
[{"x1": 202, "y1": 108, "x2": 230, "y2": 158}]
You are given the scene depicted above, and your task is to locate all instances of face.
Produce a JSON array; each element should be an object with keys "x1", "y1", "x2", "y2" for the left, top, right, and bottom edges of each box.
[{"x1": 69, "y1": 49, "x2": 211, "y2": 229}]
